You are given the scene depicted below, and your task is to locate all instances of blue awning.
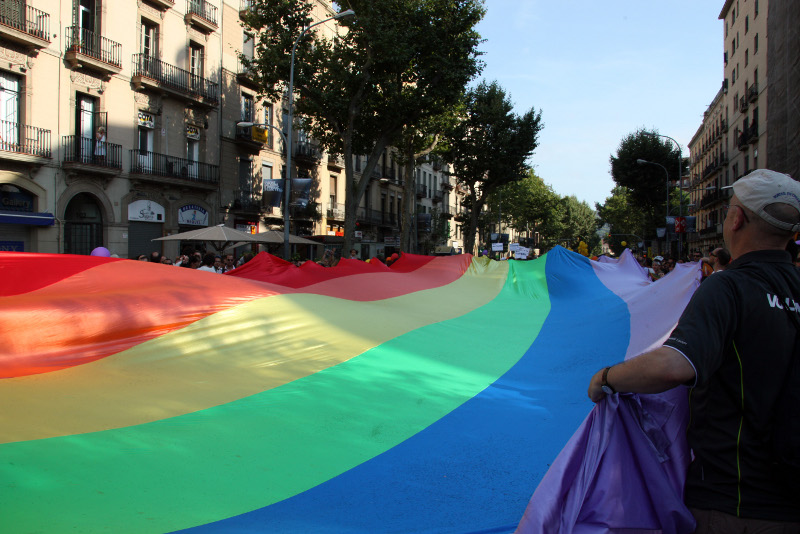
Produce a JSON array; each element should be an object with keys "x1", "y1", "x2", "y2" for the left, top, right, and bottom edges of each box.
[{"x1": 0, "y1": 211, "x2": 55, "y2": 226}]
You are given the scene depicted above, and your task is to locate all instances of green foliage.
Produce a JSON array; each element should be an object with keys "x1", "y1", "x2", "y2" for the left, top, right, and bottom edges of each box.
[
  {"x1": 609, "y1": 128, "x2": 687, "y2": 239},
  {"x1": 242, "y1": 0, "x2": 486, "y2": 252},
  {"x1": 444, "y1": 81, "x2": 543, "y2": 253},
  {"x1": 596, "y1": 186, "x2": 645, "y2": 255}
]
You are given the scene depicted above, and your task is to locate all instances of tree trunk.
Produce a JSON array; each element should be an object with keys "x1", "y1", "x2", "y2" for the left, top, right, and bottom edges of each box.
[{"x1": 400, "y1": 145, "x2": 416, "y2": 253}]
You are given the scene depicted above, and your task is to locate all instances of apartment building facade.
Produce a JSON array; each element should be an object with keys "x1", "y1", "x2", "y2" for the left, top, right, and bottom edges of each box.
[
  {"x1": 0, "y1": 0, "x2": 464, "y2": 259},
  {"x1": 687, "y1": 0, "x2": 796, "y2": 255}
]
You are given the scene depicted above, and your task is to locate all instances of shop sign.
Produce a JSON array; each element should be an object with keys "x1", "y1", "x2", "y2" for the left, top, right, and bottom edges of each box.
[
  {"x1": 128, "y1": 199, "x2": 164, "y2": 223},
  {"x1": 0, "y1": 191, "x2": 34, "y2": 212},
  {"x1": 251, "y1": 126, "x2": 268, "y2": 143},
  {"x1": 186, "y1": 125, "x2": 201, "y2": 140},
  {"x1": 178, "y1": 204, "x2": 208, "y2": 226},
  {"x1": 138, "y1": 112, "x2": 154, "y2": 129}
]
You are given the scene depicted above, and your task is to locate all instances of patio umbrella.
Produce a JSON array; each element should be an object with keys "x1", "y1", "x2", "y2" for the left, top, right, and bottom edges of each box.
[
  {"x1": 153, "y1": 224, "x2": 265, "y2": 252},
  {"x1": 224, "y1": 231, "x2": 320, "y2": 253}
]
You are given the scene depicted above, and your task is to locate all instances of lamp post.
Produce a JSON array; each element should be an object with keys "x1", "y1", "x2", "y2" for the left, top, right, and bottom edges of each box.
[
  {"x1": 637, "y1": 158, "x2": 670, "y2": 255},
  {"x1": 644, "y1": 132, "x2": 685, "y2": 258},
  {"x1": 236, "y1": 123, "x2": 288, "y2": 234},
  {"x1": 283, "y1": 8, "x2": 355, "y2": 259}
]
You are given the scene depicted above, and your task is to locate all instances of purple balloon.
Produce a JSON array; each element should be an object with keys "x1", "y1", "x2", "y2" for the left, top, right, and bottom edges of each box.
[{"x1": 90, "y1": 246, "x2": 111, "y2": 257}]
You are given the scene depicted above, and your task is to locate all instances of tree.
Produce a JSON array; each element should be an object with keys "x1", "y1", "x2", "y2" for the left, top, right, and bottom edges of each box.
[
  {"x1": 596, "y1": 186, "x2": 646, "y2": 255},
  {"x1": 609, "y1": 128, "x2": 687, "y2": 241},
  {"x1": 444, "y1": 81, "x2": 543, "y2": 254},
  {"x1": 395, "y1": 108, "x2": 461, "y2": 252},
  {"x1": 484, "y1": 170, "x2": 560, "y2": 247},
  {"x1": 558, "y1": 195, "x2": 598, "y2": 251},
  {"x1": 242, "y1": 0, "x2": 485, "y2": 254}
]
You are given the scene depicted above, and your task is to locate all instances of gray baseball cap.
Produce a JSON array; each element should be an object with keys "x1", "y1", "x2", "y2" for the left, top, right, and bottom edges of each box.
[{"x1": 732, "y1": 169, "x2": 800, "y2": 232}]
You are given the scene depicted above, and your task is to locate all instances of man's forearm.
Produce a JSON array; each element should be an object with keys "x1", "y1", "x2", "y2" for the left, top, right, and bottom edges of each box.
[{"x1": 587, "y1": 346, "x2": 696, "y2": 402}]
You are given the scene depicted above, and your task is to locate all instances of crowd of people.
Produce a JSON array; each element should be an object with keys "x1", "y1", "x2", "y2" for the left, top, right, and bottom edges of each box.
[{"x1": 132, "y1": 250, "x2": 255, "y2": 273}]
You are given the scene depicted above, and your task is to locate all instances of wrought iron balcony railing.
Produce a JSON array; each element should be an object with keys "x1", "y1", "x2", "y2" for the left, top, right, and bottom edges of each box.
[
  {"x1": 327, "y1": 202, "x2": 345, "y2": 220},
  {"x1": 63, "y1": 135, "x2": 122, "y2": 168},
  {"x1": 132, "y1": 54, "x2": 219, "y2": 104},
  {"x1": 0, "y1": 120, "x2": 51, "y2": 157},
  {"x1": 65, "y1": 26, "x2": 122, "y2": 68},
  {"x1": 129, "y1": 150, "x2": 219, "y2": 184},
  {"x1": 187, "y1": 0, "x2": 217, "y2": 26},
  {"x1": 0, "y1": 0, "x2": 49, "y2": 41}
]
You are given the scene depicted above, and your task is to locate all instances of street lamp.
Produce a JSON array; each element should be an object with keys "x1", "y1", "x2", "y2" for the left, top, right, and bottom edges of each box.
[
  {"x1": 236, "y1": 122, "x2": 288, "y2": 238},
  {"x1": 637, "y1": 158, "x2": 670, "y2": 254},
  {"x1": 644, "y1": 132, "x2": 685, "y2": 257},
  {"x1": 283, "y1": 8, "x2": 355, "y2": 259}
]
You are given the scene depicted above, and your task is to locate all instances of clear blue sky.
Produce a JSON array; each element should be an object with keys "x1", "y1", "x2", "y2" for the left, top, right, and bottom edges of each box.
[{"x1": 475, "y1": 1, "x2": 725, "y2": 208}]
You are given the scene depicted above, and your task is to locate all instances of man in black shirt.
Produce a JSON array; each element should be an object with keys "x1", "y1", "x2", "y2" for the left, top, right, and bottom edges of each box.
[{"x1": 588, "y1": 169, "x2": 800, "y2": 532}]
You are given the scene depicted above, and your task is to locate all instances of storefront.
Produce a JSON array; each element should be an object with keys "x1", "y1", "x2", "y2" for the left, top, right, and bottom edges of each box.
[
  {"x1": 127, "y1": 199, "x2": 164, "y2": 259},
  {"x1": 0, "y1": 186, "x2": 54, "y2": 251}
]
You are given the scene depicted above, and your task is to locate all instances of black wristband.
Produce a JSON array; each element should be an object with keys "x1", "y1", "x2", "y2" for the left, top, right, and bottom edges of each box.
[{"x1": 601, "y1": 366, "x2": 617, "y2": 394}]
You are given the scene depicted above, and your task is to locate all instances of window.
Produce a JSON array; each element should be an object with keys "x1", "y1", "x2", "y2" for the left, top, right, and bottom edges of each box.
[
  {"x1": 187, "y1": 137, "x2": 199, "y2": 178},
  {"x1": 240, "y1": 94, "x2": 254, "y2": 122},
  {"x1": 0, "y1": 71, "x2": 20, "y2": 148},
  {"x1": 141, "y1": 20, "x2": 157, "y2": 57},
  {"x1": 78, "y1": 0, "x2": 97, "y2": 33},
  {"x1": 755, "y1": 0, "x2": 759, "y2": 17},
  {"x1": 745, "y1": 49, "x2": 748, "y2": 67},
  {"x1": 242, "y1": 33, "x2": 254, "y2": 61},
  {"x1": 744, "y1": 155, "x2": 749, "y2": 173},
  {"x1": 262, "y1": 104, "x2": 273, "y2": 147},
  {"x1": 745, "y1": 15, "x2": 749, "y2": 33},
  {"x1": 76, "y1": 93, "x2": 103, "y2": 161},
  {"x1": 330, "y1": 175, "x2": 337, "y2": 205},
  {"x1": 238, "y1": 158, "x2": 253, "y2": 194},
  {"x1": 754, "y1": 34, "x2": 758, "y2": 54},
  {"x1": 261, "y1": 162, "x2": 272, "y2": 182},
  {"x1": 136, "y1": 114, "x2": 154, "y2": 171},
  {"x1": 190, "y1": 43, "x2": 204, "y2": 90},
  {"x1": 190, "y1": 43, "x2": 204, "y2": 75}
]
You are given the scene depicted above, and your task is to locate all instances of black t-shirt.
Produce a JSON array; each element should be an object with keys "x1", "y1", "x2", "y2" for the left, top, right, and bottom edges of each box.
[{"x1": 663, "y1": 249, "x2": 800, "y2": 521}]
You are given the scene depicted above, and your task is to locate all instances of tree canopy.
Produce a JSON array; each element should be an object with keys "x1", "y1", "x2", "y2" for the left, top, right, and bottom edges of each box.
[
  {"x1": 609, "y1": 128, "x2": 687, "y2": 241},
  {"x1": 242, "y1": 0, "x2": 485, "y2": 253},
  {"x1": 444, "y1": 81, "x2": 543, "y2": 253}
]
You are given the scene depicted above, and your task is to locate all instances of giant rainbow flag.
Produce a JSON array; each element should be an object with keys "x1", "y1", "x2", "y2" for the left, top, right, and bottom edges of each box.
[{"x1": 0, "y1": 248, "x2": 700, "y2": 533}]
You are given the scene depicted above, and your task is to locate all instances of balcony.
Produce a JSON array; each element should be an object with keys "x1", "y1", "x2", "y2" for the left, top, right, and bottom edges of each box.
[
  {"x1": 185, "y1": 0, "x2": 217, "y2": 32},
  {"x1": 699, "y1": 188, "x2": 726, "y2": 209},
  {"x1": 0, "y1": 120, "x2": 51, "y2": 161},
  {"x1": 236, "y1": 57, "x2": 258, "y2": 88},
  {"x1": 145, "y1": 0, "x2": 174, "y2": 10},
  {"x1": 380, "y1": 212, "x2": 398, "y2": 227},
  {"x1": 62, "y1": 135, "x2": 122, "y2": 177},
  {"x1": 746, "y1": 123, "x2": 759, "y2": 144},
  {"x1": 355, "y1": 207, "x2": 382, "y2": 225},
  {"x1": 129, "y1": 150, "x2": 219, "y2": 189},
  {"x1": 131, "y1": 54, "x2": 219, "y2": 107},
  {"x1": 0, "y1": 0, "x2": 50, "y2": 49},
  {"x1": 432, "y1": 190, "x2": 443, "y2": 203},
  {"x1": 441, "y1": 180, "x2": 453, "y2": 191},
  {"x1": 231, "y1": 190, "x2": 262, "y2": 214},
  {"x1": 326, "y1": 202, "x2": 345, "y2": 221},
  {"x1": 416, "y1": 184, "x2": 427, "y2": 198},
  {"x1": 295, "y1": 141, "x2": 321, "y2": 162},
  {"x1": 739, "y1": 96, "x2": 749, "y2": 113},
  {"x1": 747, "y1": 83, "x2": 759, "y2": 103},
  {"x1": 235, "y1": 124, "x2": 267, "y2": 152},
  {"x1": 327, "y1": 154, "x2": 345, "y2": 169},
  {"x1": 239, "y1": 0, "x2": 252, "y2": 18},
  {"x1": 64, "y1": 27, "x2": 122, "y2": 77}
]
